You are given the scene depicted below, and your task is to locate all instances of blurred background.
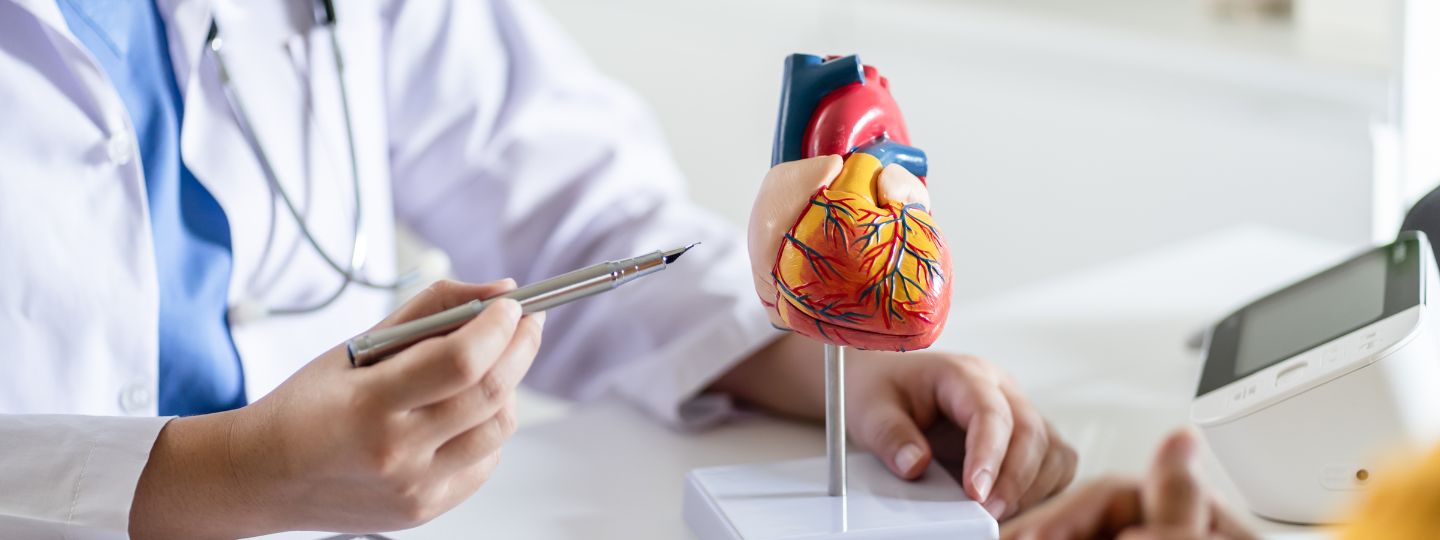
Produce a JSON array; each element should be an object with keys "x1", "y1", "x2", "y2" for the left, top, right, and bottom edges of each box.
[{"x1": 511, "y1": 0, "x2": 1418, "y2": 304}]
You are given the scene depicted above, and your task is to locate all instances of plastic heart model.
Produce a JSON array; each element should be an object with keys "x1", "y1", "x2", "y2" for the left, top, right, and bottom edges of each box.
[{"x1": 754, "y1": 54, "x2": 952, "y2": 351}]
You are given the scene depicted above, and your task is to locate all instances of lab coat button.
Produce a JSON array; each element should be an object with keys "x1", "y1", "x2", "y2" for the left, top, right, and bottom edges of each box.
[
  {"x1": 119, "y1": 383, "x2": 153, "y2": 413},
  {"x1": 106, "y1": 132, "x2": 133, "y2": 166}
]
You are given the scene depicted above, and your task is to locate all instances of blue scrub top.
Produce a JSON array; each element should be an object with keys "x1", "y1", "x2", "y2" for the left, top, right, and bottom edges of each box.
[{"x1": 58, "y1": 0, "x2": 246, "y2": 416}]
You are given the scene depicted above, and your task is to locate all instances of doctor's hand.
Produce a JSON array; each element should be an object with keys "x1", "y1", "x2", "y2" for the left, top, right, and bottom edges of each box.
[
  {"x1": 713, "y1": 335, "x2": 1077, "y2": 522},
  {"x1": 129, "y1": 279, "x2": 544, "y2": 539},
  {"x1": 1001, "y1": 430, "x2": 1257, "y2": 540}
]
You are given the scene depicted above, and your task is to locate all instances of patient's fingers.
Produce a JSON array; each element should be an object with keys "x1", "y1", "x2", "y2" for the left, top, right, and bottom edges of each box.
[
  {"x1": 1208, "y1": 497, "x2": 1260, "y2": 540},
  {"x1": 1141, "y1": 430, "x2": 1209, "y2": 536},
  {"x1": 1000, "y1": 476, "x2": 1141, "y2": 540}
]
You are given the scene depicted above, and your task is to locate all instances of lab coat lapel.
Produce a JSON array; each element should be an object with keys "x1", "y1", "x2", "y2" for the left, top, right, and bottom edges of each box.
[
  {"x1": 4, "y1": 0, "x2": 118, "y2": 133},
  {"x1": 5, "y1": 0, "x2": 69, "y2": 35},
  {"x1": 154, "y1": 0, "x2": 213, "y2": 99},
  {"x1": 5, "y1": 0, "x2": 213, "y2": 140}
]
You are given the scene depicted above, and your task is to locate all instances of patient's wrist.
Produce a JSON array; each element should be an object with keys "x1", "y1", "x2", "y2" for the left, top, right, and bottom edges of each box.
[{"x1": 711, "y1": 334, "x2": 826, "y2": 420}]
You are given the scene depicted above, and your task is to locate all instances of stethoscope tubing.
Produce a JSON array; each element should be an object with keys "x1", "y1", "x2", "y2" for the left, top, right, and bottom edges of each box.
[{"x1": 206, "y1": 8, "x2": 417, "y2": 318}]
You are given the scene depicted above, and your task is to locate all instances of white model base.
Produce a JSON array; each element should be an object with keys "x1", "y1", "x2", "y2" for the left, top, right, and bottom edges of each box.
[{"x1": 682, "y1": 454, "x2": 997, "y2": 540}]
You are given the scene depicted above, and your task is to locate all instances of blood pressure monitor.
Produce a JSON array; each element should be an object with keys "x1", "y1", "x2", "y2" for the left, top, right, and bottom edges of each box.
[{"x1": 1192, "y1": 231, "x2": 1440, "y2": 524}]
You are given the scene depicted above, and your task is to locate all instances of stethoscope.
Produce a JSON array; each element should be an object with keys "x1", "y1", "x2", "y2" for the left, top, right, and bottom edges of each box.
[{"x1": 206, "y1": 0, "x2": 430, "y2": 324}]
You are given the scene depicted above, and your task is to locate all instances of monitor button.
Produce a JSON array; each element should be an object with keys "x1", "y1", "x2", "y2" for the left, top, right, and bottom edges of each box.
[
  {"x1": 1321, "y1": 346, "x2": 1340, "y2": 366},
  {"x1": 1275, "y1": 362, "x2": 1310, "y2": 388}
]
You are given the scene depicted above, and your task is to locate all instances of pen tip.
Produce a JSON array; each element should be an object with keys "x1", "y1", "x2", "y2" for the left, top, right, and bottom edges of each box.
[{"x1": 663, "y1": 242, "x2": 700, "y2": 264}]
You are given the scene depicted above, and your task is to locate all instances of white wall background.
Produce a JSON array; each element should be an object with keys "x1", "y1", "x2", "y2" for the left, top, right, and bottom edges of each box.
[{"x1": 532, "y1": 0, "x2": 1389, "y2": 302}]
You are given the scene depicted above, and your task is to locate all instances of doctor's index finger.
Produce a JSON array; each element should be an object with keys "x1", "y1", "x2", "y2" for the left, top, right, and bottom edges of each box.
[
  {"x1": 369, "y1": 298, "x2": 525, "y2": 410},
  {"x1": 374, "y1": 278, "x2": 518, "y2": 330}
]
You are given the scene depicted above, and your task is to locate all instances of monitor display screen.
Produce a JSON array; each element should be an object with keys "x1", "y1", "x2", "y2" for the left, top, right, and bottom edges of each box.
[
  {"x1": 1196, "y1": 234, "x2": 1424, "y2": 398},
  {"x1": 1232, "y1": 253, "x2": 1388, "y2": 377}
]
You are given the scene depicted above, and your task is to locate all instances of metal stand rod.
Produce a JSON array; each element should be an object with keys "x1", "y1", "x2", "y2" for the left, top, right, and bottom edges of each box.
[{"x1": 825, "y1": 343, "x2": 847, "y2": 497}]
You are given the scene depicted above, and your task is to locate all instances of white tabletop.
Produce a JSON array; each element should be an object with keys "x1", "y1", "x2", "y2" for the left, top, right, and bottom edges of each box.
[{"x1": 260, "y1": 225, "x2": 1358, "y2": 539}]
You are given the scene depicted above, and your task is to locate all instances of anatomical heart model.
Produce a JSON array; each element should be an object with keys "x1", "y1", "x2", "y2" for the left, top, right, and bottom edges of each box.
[
  {"x1": 750, "y1": 54, "x2": 952, "y2": 352},
  {"x1": 681, "y1": 56, "x2": 986, "y2": 538}
]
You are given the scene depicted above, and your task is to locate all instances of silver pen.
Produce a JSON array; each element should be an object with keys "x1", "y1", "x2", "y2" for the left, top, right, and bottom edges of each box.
[{"x1": 348, "y1": 243, "x2": 698, "y2": 367}]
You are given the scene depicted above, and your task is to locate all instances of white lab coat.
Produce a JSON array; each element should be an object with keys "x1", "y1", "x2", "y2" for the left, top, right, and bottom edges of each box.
[{"x1": 0, "y1": 0, "x2": 778, "y2": 536}]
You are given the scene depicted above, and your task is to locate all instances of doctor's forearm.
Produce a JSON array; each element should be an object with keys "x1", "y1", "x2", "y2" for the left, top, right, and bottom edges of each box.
[{"x1": 130, "y1": 411, "x2": 279, "y2": 538}]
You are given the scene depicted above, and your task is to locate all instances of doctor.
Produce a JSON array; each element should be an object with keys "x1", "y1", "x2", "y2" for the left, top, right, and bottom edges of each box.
[{"x1": 0, "y1": 0, "x2": 1075, "y2": 537}]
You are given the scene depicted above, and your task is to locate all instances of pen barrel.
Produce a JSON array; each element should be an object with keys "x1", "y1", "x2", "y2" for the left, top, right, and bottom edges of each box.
[
  {"x1": 348, "y1": 251, "x2": 668, "y2": 366},
  {"x1": 506, "y1": 262, "x2": 619, "y2": 313},
  {"x1": 348, "y1": 299, "x2": 485, "y2": 366},
  {"x1": 503, "y1": 251, "x2": 667, "y2": 312}
]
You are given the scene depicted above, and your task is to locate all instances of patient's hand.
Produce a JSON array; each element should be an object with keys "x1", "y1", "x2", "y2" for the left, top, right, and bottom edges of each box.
[
  {"x1": 1001, "y1": 430, "x2": 1257, "y2": 540},
  {"x1": 130, "y1": 280, "x2": 544, "y2": 538}
]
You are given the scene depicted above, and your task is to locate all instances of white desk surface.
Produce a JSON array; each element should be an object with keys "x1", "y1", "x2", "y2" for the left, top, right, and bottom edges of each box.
[{"x1": 260, "y1": 225, "x2": 1357, "y2": 540}]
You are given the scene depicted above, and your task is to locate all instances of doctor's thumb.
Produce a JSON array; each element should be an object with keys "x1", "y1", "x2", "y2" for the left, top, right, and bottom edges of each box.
[{"x1": 854, "y1": 403, "x2": 932, "y2": 480}]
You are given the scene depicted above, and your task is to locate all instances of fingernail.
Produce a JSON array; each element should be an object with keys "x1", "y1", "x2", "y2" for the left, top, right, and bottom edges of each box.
[
  {"x1": 895, "y1": 444, "x2": 924, "y2": 474},
  {"x1": 530, "y1": 310, "x2": 547, "y2": 327},
  {"x1": 973, "y1": 468, "x2": 994, "y2": 501},
  {"x1": 983, "y1": 498, "x2": 1007, "y2": 520}
]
